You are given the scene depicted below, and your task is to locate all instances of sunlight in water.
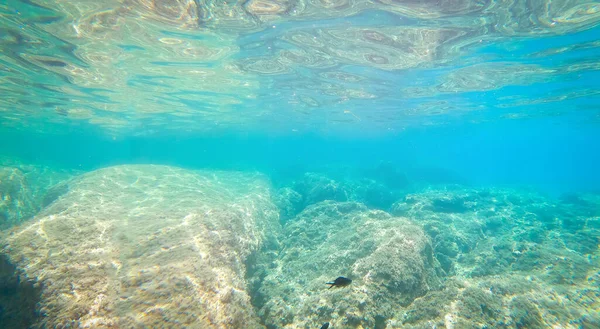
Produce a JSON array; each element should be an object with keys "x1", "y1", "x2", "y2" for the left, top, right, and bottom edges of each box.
[
  {"x1": 0, "y1": 0, "x2": 599, "y2": 135},
  {"x1": 0, "y1": 2, "x2": 599, "y2": 328}
]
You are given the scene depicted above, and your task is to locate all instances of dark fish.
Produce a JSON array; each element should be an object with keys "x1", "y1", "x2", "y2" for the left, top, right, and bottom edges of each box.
[
  {"x1": 320, "y1": 322, "x2": 330, "y2": 329},
  {"x1": 326, "y1": 276, "x2": 352, "y2": 289}
]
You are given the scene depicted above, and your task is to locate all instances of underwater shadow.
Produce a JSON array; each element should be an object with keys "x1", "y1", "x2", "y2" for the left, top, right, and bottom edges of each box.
[{"x1": 0, "y1": 254, "x2": 42, "y2": 329}]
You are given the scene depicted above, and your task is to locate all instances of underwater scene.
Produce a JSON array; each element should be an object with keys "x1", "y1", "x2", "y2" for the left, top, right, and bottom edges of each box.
[{"x1": 1, "y1": 0, "x2": 600, "y2": 328}]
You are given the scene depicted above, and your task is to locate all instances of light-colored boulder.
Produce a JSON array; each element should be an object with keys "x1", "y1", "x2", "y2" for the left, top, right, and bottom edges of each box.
[{"x1": 2, "y1": 165, "x2": 279, "y2": 329}]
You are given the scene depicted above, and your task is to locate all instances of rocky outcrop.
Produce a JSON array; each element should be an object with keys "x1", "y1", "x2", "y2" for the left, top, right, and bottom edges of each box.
[
  {"x1": 2, "y1": 165, "x2": 279, "y2": 329},
  {"x1": 0, "y1": 159, "x2": 77, "y2": 230},
  {"x1": 252, "y1": 201, "x2": 441, "y2": 329},
  {"x1": 0, "y1": 167, "x2": 36, "y2": 229}
]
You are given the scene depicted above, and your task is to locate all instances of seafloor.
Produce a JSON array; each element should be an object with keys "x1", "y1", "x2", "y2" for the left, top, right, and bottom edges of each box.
[{"x1": 0, "y1": 160, "x2": 598, "y2": 329}]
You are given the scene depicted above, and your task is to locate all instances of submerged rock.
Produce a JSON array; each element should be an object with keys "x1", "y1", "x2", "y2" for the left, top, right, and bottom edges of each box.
[
  {"x1": 391, "y1": 187, "x2": 600, "y2": 279},
  {"x1": 0, "y1": 159, "x2": 77, "y2": 230},
  {"x1": 0, "y1": 167, "x2": 36, "y2": 229},
  {"x1": 273, "y1": 187, "x2": 303, "y2": 222},
  {"x1": 253, "y1": 201, "x2": 441, "y2": 329},
  {"x1": 0, "y1": 253, "x2": 41, "y2": 329},
  {"x1": 386, "y1": 186, "x2": 600, "y2": 327},
  {"x1": 295, "y1": 173, "x2": 350, "y2": 206},
  {"x1": 398, "y1": 273, "x2": 599, "y2": 328},
  {"x1": 282, "y1": 172, "x2": 405, "y2": 218},
  {"x1": 1, "y1": 165, "x2": 279, "y2": 329}
]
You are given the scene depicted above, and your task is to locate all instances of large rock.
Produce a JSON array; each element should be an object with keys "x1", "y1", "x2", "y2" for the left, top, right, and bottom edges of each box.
[
  {"x1": 253, "y1": 201, "x2": 441, "y2": 329},
  {"x1": 279, "y1": 172, "x2": 404, "y2": 219},
  {"x1": 1, "y1": 165, "x2": 279, "y2": 329},
  {"x1": 386, "y1": 187, "x2": 600, "y2": 327},
  {"x1": 0, "y1": 159, "x2": 77, "y2": 230},
  {"x1": 294, "y1": 173, "x2": 350, "y2": 206},
  {"x1": 272, "y1": 187, "x2": 303, "y2": 222},
  {"x1": 0, "y1": 167, "x2": 36, "y2": 229},
  {"x1": 398, "y1": 273, "x2": 599, "y2": 328},
  {"x1": 0, "y1": 253, "x2": 41, "y2": 329},
  {"x1": 391, "y1": 187, "x2": 600, "y2": 278}
]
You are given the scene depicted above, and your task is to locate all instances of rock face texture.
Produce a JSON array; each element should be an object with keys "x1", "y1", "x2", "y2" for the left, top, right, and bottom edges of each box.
[
  {"x1": 274, "y1": 171, "x2": 407, "y2": 221},
  {"x1": 0, "y1": 160, "x2": 76, "y2": 230},
  {"x1": 252, "y1": 201, "x2": 441, "y2": 329},
  {"x1": 2, "y1": 165, "x2": 279, "y2": 329},
  {"x1": 251, "y1": 187, "x2": 599, "y2": 329},
  {"x1": 391, "y1": 187, "x2": 600, "y2": 280},
  {"x1": 389, "y1": 187, "x2": 600, "y2": 328},
  {"x1": 2, "y1": 164, "x2": 598, "y2": 329},
  {"x1": 0, "y1": 167, "x2": 36, "y2": 229}
]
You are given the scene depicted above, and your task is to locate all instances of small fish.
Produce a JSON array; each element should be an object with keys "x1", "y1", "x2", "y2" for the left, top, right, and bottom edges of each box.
[
  {"x1": 326, "y1": 276, "x2": 352, "y2": 289},
  {"x1": 320, "y1": 322, "x2": 330, "y2": 329}
]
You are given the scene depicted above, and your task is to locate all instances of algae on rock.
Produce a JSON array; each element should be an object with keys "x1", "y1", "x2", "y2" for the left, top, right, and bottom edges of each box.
[
  {"x1": 397, "y1": 273, "x2": 599, "y2": 329},
  {"x1": 275, "y1": 171, "x2": 406, "y2": 220},
  {"x1": 253, "y1": 201, "x2": 441, "y2": 329},
  {"x1": 389, "y1": 187, "x2": 600, "y2": 328},
  {"x1": 0, "y1": 167, "x2": 36, "y2": 229},
  {"x1": 0, "y1": 159, "x2": 77, "y2": 230},
  {"x1": 392, "y1": 188, "x2": 600, "y2": 280},
  {"x1": 2, "y1": 165, "x2": 279, "y2": 329}
]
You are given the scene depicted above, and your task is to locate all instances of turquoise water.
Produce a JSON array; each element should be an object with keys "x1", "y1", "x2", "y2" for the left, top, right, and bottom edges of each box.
[{"x1": 1, "y1": 1, "x2": 599, "y2": 328}]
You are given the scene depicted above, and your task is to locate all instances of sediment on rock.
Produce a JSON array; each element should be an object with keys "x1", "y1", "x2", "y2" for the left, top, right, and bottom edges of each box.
[
  {"x1": 2, "y1": 165, "x2": 279, "y2": 329},
  {"x1": 252, "y1": 201, "x2": 442, "y2": 329},
  {"x1": 0, "y1": 161, "x2": 76, "y2": 230},
  {"x1": 0, "y1": 167, "x2": 36, "y2": 229}
]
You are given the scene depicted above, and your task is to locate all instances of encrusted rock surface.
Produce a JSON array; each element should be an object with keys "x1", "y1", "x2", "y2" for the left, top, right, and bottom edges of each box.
[
  {"x1": 2, "y1": 165, "x2": 279, "y2": 329},
  {"x1": 388, "y1": 187, "x2": 600, "y2": 328},
  {"x1": 253, "y1": 187, "x2": 599, "y2": 328},
  {"x1": 0, "y1": 167, "x2": 36, "y2": 229},
  {"x1": 275, "y1": 170, "x2": 406, "y2": 220},
  {"x1": 253, "y1": 201, "x2": 441, "y2": 329},
  {"x1": 391, "y1": 187, "x2": 600, "y2": 279},
  {"x1": 0, "y1": 158, "x2": 76, "y2": 229},
  {"x1": 2, "y1": 164, "x2": 599, "y2": 329}
]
